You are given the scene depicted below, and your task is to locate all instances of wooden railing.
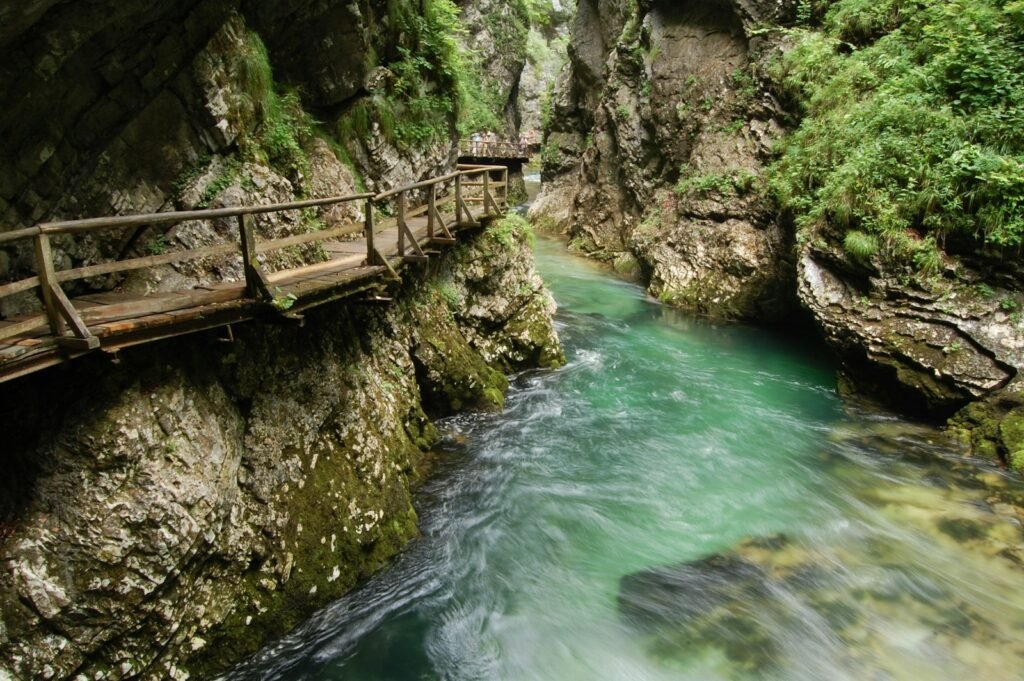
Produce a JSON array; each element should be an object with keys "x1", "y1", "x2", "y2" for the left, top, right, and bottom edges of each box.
[
  {"x1": 0, "y1": 164, "x2": 509, "y2": 352},
  {"x1": 459, "y1": 140, "x2": 529, "y2": 159}
]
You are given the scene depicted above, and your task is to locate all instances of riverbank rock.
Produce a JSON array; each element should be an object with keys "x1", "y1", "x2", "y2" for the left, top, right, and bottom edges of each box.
[
  {"x1": 0, "y1": 224, "x2": 563, "y2": 680},
  {"x1": 797, "y1": 245, "x2": 1024, "y2": 469}
]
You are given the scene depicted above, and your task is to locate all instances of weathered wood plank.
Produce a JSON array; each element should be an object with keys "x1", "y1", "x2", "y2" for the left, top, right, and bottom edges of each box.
[{"x1": 0, "y1": 315, "x2": 48, "y2": 341}]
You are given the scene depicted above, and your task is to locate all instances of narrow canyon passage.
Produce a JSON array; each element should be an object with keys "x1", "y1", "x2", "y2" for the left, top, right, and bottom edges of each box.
[{"x1": 225, "y1": 233, "x2": 1024, "y2": 681}]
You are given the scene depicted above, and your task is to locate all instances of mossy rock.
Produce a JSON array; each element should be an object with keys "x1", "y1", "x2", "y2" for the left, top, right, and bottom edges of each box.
[{"x1": 948, "y1": 389, "x2": 1024, "y2": 471}]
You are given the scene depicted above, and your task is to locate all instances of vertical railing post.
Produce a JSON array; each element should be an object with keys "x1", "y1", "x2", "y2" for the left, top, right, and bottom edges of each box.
[
  {"x1": 455, "y1": 173, "x2": 463, "y2": 226},
  {"x1": 34, "y1": 232, "x2": 66, "y2": 336},
  {"x1": 237, "y1": 213, "x2": 260, "y2": 299},
  {"x1": 397, "y1": 191, "x2": 406, "y2": 257},
  {"x1": 427, "y1": 183, "x2": 436, "y2": 241},
  {"x1": 502, "y1": 168, "x2": 509, "y2": 208},
  {"x1": 365, "y1": 199, "x2": 375, "y2": 265},
  {"x1": 483, "y1": 171, "x2": 491, "y2": 215}
]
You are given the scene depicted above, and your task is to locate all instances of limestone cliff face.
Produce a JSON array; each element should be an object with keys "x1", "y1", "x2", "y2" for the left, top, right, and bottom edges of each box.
[
  {"x1": 0, "y1": 223, "x2": 563, "y2": 681},
  {"x1": 531, "y1": 0, "x2": 797, "y2": 321},
  {"x1": 0, "y1": 0, "x2": 457, "y2": 318}
]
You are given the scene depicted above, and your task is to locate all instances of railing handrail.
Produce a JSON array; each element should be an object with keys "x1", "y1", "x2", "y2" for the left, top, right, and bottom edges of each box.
[
  {"x1": 456, "y1": 163, "x2": 510, "y2": 172},
  {"x1": 1, "y1": 167, "x2": 509, "y2": 246},
  {"x1": 374, "y1": 171, "x2": 462, "y2": 201},
  {"x1": 0, "y1": 192, "x2": 377, "y2": 245},
  {"x1": 459, "y1": 140, "x2": 529, "y2": 157}
]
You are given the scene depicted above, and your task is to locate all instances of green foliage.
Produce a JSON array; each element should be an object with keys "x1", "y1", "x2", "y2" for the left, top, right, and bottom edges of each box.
[
  {"x1": 912, "y1": 236, "x2": 943, "y2": 275},
  {"x1": 336, "y1": 0, "x2": 466, "y2": 150},
  {"x1": 197, "y1": 159, "x2": 242, "y2": 209},
  {"x1": 522, "y1": 0, "x2": 574, "y2": 27},
  {"x1": 271, "y1": 293, "x2": 298, "y2": 311},
  {"x1": 526, "y1": 29, "x2": 552, "y2": 67},
  {"x1": 615, "y1": 105, "x2": 632, "y2": 122},
  {"x1": 172, "y1": 154, "x2": 212, "y2": 200},
  {"x1": 489, "y1": 214, "x2": 536, "y2": 249},
  {"x1": 261, "y1": 90, "x2": 316, "y2": 175},
  {"x1": 676, "y1": 169, "x2": 757, "y2": 198},
  {"x1": 540, "y1": 82, "x2": 556, "y2": 129},
  {"x1": 540, "y1": 142, "x2": 562, "y2": 169},
  {"x1": 437, "y1": 282, "x2": 460, "y2": 310},
  {"x1": 769, "y1": 0, "x2": 1024, "y2": 268},
  {"x1": 233, "y1": 30, "x2": 315, "y2": 179},
  {"x1": 146, "y1": 235, "x2": 168, "y2": 256},
  {"x1": 843, "y1": 230, "x2": 879, "y2": 259}
]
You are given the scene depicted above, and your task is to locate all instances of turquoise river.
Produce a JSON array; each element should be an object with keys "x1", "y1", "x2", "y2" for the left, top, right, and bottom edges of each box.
[{"x1": 225, "y1": 234, "x2": 1024, "y2": 681}]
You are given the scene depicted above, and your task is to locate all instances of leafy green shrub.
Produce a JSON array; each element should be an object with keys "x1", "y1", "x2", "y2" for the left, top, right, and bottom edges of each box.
[
  {"x1": 843, "y1": 230, "x2": 879, "y2": 259},
  {"x1": 334, "y1": 0, "x2": 466, "y2": 150},
  {"x1": 769, "y1": 0, "x2": 1024, "y2": 267},
  {"x1": 489, "y1": 214, "x2": 536, "y2": 249},
  {"x1": 912, "y1": 236, "x2": 943, "y2": 275},
  {"x1": 676, "y1": 169, "x2": 757, "y2": 198},
  {"x1": 231, "y1": 30, "x2": 316, "y2": 179}
]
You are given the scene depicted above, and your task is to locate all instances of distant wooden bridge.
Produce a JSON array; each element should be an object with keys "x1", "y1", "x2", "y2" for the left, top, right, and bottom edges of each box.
[
  {"x1": 458, "y1": 140, "x2": 531, "y2": 166},
  {"x1": 0, "y1": 164, "x2": 510, "y2": 384}
]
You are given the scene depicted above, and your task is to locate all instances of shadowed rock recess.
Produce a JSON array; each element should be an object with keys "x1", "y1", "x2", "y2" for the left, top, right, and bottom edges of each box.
[
  {"x1": 0, "y1": 0, "x2": 563, "y2": 678},
  {"x1": 531, "y1": 0, "x2": 1024, "y2": 469}
]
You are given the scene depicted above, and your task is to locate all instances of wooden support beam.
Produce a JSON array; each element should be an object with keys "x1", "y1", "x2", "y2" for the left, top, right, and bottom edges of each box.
[
  {"x1": 374, "y1": 248, "x2": 401, "y2": 280},
  {"x1": 50, "y1": 284, "x2": 100, "y2": 350},
  {"x1": 397, "y1": 191, "x2": 406, "y2": 257},
  {"x1": 432, "y1": 205, "x2": 454, "y2": 240},
  {"x1": 483, "y1": 172, "x2": 501, "y2": 216},
  {"x1": 395, "y1": 190, "x2": 427, "y2": 260},
  {"x1": 238, "y1": 214, "x2": 273, "y2": 301},
  {"x1": 33, "y1": 233, "x2": 66, "y2": 336},
  {"x1": 455, "y1": 175, "x2": 477, "y2": 226}
]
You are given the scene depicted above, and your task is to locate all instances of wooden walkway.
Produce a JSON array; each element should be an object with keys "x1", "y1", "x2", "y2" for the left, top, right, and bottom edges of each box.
[
  {"x1": 0, "y1": 164, "x2": 510, "y2": 384},
  {"x1": 459, "y1": 140, "x2": 530, "y2": 163}
]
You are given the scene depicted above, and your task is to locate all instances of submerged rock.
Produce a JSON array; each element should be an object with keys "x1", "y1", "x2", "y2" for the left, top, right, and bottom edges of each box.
[{"x1": 619, "y1": 434, "x2": 1024, "y2": 678}]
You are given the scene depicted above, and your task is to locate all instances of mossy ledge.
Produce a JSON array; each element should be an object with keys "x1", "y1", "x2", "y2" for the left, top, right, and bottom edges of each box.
[{"x1": 0, "y1": 221, "x2": 562, "y2": 681}]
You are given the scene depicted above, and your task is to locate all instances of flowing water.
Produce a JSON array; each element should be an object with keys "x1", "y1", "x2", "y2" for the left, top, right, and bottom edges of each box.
[{"x1": 226, "y1": 232, "x2": 1024, "y2": 681}]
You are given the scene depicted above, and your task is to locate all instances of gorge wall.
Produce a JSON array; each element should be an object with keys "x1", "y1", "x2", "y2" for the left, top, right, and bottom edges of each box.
[
  {"x1": 0, "y1": 1, "x2": 564, "y2": 679},
  {"x1": 531, "y1": 0, "x2": 1024, "y2": 471},
  {"x1": 0, "y1": 222, "x2": 563, "y2": 681}
]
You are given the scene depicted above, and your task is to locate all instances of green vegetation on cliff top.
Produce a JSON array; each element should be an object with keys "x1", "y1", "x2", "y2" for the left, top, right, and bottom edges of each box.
[
  {"x1": 338, "y1": 0, "x2": 465, "y2": 149},
  {"x1": 771, "y1": 0, "x2": 1024, "y2": 267}
]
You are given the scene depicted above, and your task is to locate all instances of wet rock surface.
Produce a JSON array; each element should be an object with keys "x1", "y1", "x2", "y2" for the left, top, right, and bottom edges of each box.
[{"x1": 799, "y1": 251, "x2": 1021, "y2": 416}]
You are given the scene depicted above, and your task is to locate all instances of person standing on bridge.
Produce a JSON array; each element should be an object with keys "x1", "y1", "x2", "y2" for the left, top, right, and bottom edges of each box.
[{"x1": 470, "y1": 131, "x2": 482, "y2": 156}]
